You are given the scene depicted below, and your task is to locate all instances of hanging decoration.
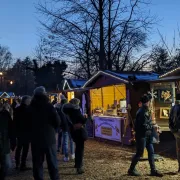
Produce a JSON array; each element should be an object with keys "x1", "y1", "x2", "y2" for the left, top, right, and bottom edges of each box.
[
  {"x1": 148, "y1": 89, "x2": 161, "y2": 144},
  {"x1": 148, "y1": 89, "x2": 157, "y2": 122}
]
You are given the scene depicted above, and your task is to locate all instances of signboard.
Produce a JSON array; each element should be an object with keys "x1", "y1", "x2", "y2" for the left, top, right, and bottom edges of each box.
[{"x1": 94, "y1": 116, "x2": 123, "y2": 142}]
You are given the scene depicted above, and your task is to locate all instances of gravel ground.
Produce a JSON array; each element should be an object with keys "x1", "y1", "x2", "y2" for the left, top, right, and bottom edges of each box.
[{"x1": 6, "y1": 138, "x2": 180, "y2": 180}]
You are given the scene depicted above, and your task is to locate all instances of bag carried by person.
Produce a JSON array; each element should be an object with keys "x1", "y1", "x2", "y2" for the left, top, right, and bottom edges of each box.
[
  {"x1": 72, "y1": 125, "x2": 88, "y2": 142},
  {"x1": 67, "y1": 119, "x2": 88, "y2": 142},
  {"x1": 152, "y1": 124, "x2": 160, "y2": 144}
]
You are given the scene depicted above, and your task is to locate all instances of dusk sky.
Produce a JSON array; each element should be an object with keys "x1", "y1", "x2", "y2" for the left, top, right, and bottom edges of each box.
[{"x1": 0, "y1": 0, "x2": 180, "y2": 58}]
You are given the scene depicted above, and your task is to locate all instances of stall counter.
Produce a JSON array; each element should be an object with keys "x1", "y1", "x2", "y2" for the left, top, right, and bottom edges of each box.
[{"x1": 93, "y1": 116, "x2": 124, "y2": 142}]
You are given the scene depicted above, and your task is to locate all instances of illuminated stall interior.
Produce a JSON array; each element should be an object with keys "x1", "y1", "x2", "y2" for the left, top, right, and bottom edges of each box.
[
  {"x1": 67, "y1": 91, "x2": 75, "y2": 101},
  {"x1": 90, "y1": 85, "x2": 126, "y2": 116}
]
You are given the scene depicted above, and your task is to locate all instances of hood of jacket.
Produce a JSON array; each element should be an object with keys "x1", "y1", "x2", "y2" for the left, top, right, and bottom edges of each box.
[
  {"x1": 63, "y1": 103, "x2": 80, "y2": 110},
  {"x1": 30, "y1": 94, "x2": 49, "y2": 107}
]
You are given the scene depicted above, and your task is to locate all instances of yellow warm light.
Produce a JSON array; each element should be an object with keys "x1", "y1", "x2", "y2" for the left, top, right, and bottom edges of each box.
[
  {"x1": 67, "y1": 91, "x2": 75, "y2": 101},
  {"x1": 90, "y1": 84, "x2": 126, "y2": 112},
  {"x1": 10, "y1": 81, "x2": 13, "y2": 85},
  {"x1": 0, "y1": 72, "x2": 3, "y2": 76}
]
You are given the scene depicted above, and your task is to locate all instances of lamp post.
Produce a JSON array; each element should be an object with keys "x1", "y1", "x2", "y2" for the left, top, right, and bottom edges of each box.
[{"x1": 0, "y1": 72, "x2": 3, "y2": 91}]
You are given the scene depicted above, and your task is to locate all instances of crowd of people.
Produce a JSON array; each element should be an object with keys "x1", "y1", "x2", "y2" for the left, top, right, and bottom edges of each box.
[
  {"x1": 0, "y1": 86, "x2": 88, "y2": 180},
  {"x1": 2, "y1": 87, "x2": 180, "y2": 179}
]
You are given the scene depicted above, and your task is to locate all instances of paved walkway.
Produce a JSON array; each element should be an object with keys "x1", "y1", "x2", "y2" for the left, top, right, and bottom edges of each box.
[{"x1": 6, "y1": 139, "x2": 180, "y2": 180}]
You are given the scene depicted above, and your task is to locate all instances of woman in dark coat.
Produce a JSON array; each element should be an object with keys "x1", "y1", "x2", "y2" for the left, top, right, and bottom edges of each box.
[
  {"x1": 0, "y1": 103, "x2": 16, "y2": 180},
  {"x1": 63, "y1": 98, "x2": 87, "y2": 174},
  {"x1": 14, "y1": 95, "x2": 31, "y2": 170}
]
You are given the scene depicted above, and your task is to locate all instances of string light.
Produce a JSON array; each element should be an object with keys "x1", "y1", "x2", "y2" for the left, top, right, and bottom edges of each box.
[
  {"x1": 83, "y1": 71, "x2": 129, "y2": 88},
  {"x1": 159, "y1": 67, "x2": 180, "y2": 78}
]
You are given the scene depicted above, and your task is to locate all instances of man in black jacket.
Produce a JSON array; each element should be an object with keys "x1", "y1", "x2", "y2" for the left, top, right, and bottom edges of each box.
[
  {"x1": 128, "y1": 94, "x2": 162, "y2": 177},
  {"x1": 29, "y1": 86, "x2": 60, "y2": 180},
  {"x1": 14, "y1": 95, "x2": 31, "y2": 171}
]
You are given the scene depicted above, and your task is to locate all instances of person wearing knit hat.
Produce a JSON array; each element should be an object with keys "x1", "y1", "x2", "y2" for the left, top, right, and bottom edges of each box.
[
  {"x1": 33, "y1": 86, "x2": 46, "y2": 95},
  {"x1": 60, "y1": 94, "x2": 66, "y2": 100},
  {"x1": 63, "y1": 98, "x2": 87, "y2": 174},
  {"x1": 29, "y1": 86, "x2": 60, "y2": 180},
  {"x1": 128, "y1": 94, "x2": 163, "y2": 177}
]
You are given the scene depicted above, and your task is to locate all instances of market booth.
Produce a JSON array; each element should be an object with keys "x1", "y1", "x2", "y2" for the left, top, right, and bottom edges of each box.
[
  {"x1": 150, "y1": 67, "x2": 180, "y2": 131},
  {"x1": 0, "y1": 92, "x2": 15, "y2": 104},
  {"x1": 63, "y1": 79, "x2": 87, "y2": 102},
  {"x1": 83, "y1": 70, "x2": 159, "y2": 144}
]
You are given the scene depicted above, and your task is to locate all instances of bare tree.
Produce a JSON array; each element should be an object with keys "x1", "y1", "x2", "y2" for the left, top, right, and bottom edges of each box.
[
  {"x1": 0, "y1": 45, "x2": 13, "y2": 71},
  {"x1": 37, "y1": 0, "x2": 155, "y2": 77}
]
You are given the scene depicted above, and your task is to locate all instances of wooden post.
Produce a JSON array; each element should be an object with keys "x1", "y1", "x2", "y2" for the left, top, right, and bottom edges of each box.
[
  {"x1": 172, "y1": 82, "x2": 176, "y2": 103},
  {"x1": 101, "y1": 88, "x2": 104, "y2": 109}
]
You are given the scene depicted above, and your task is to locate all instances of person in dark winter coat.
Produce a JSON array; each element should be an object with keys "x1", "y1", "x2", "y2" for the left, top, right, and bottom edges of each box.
[
  {"x1": 52, "y1": 97, "x2": 57, "y2": 106},
  {"x1": 14, "y1": 95, "x2": 31, "y2": 170},
  {"x1": 54, "y1": 100, "x2": 63, "y2": 153},
  {"x1": 63, "y1": 98, "x2": 87, "y2": 174},
  {"x1": 169, "y1": 100, "x2": 180, "y2": 172},
  {"x1": 11, "y1": 99, "x2": 17, "y2": 111},
  {"x1": 56, "y1": 98, "x2": 75, "y2": 162},
  {"x1": 128, "y1": 94, "x2": 162, "y2": 177},
  {"x1": 29, "y1": 86, "x2": 61, "y2": 180},
  {"x1": 0, "y1": 103, "x2": 16, "y2": 180}
]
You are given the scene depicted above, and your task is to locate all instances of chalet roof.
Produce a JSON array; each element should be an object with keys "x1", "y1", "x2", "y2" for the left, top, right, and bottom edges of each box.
[
  {"x1": 150, "y1": 76, "x2": 180, "y2": 83},
  {"x1": 63, "y1": 79, "x2": 87, "y2": 90},
  {"x1": 159, "y1": 67, "x2": 180, "y2": 78},
  {"x1": 0, "y1": 92, "x2": 15, "y2": 98},
  {"x1": 105, "y1": 70, "x2": 159, "y2": 81},
  {"x1": 7, "y1": 92, "x2": 15, "y2": 97},
  {"x1": 83, "y1": 70, "x2": 159, "y2": 88}
]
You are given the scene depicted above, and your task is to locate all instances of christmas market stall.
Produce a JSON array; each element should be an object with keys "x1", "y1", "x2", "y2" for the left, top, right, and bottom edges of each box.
[
  {"x1": 62, "y1": 79, "x2": 87, "y2": 101},
  {"x1": 83, "y1": 70, "x2": 159, "y2": 145},
  {"x1": 0, "y1": 92, "x2": 15, "y2": 104},
  {"x1": 149, "y1": 67, "x2": 180, "y2": 131}
]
